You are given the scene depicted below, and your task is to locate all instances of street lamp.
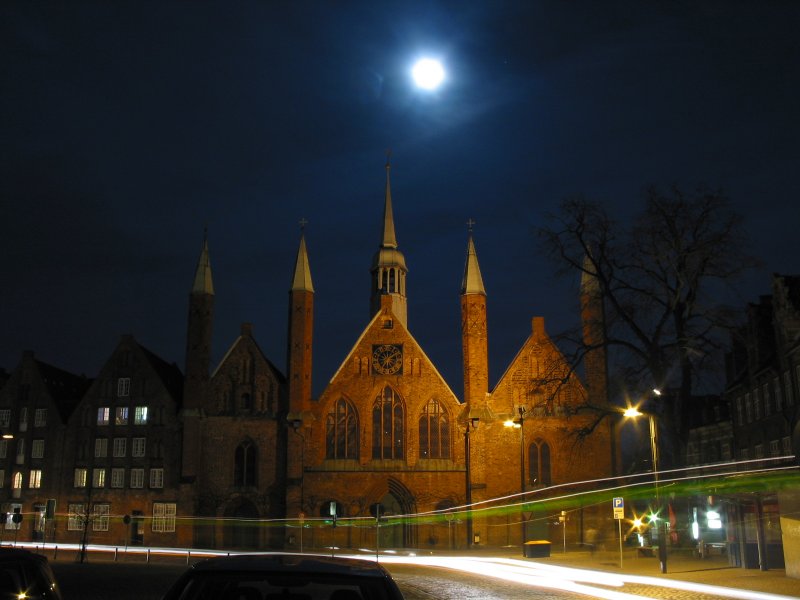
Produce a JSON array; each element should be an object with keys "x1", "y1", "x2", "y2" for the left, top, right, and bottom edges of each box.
[
  {"x1": 464, "y1": 417, "x2": 480, "y2": 548},
  {"x1": 504, "y1": 406, "x2": 526, "y2": 543},
  {"x1": 623, "y1": 405, "x2": 667, "y2": 573}
]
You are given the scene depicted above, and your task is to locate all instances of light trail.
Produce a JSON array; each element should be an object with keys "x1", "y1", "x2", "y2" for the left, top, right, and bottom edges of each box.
[{"x1": 371, "y1": 554, "x2": 800, "y2": 600}]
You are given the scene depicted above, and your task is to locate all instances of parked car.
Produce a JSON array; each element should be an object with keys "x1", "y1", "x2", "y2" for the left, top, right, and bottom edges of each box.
[
  {"x1": 161, "y1": 554, "x2": 404, "y2": 600},
  {"x1": 0, "y1": 548, "x2": 63, "y2": 600}
]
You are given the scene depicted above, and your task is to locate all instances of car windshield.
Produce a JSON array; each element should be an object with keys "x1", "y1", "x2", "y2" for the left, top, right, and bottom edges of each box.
[{"x1": 175, "y1": 572, "x2": 390, "y2": 600}]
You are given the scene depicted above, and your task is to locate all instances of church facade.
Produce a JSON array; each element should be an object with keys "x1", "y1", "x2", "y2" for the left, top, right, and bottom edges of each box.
[{"x1": 0, "y1": 163, "x2": 614, "y2": 551}]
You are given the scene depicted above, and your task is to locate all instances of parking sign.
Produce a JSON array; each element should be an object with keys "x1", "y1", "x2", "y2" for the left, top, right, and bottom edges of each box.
[{"x1": 613, "y1": 497, "x2": 624, "y2": 520}]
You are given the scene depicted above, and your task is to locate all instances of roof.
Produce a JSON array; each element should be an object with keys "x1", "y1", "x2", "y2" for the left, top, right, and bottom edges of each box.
[
  {"x1": 34, "y1": 359, "x2": 92, "y2": 422},
  {"x1": 137, "y1": 343, "x2": 184, "y2": 403}
]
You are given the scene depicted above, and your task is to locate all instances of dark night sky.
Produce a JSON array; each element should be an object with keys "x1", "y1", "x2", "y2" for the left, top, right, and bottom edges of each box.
[{"x1": 2, "y1": 1, "x2": 799, "y2": 398}]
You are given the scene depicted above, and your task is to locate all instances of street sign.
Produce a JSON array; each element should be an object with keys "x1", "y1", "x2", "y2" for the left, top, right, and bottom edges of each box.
[{"x1": 613, "y1": 497, "x2": 624, "y2": 520}]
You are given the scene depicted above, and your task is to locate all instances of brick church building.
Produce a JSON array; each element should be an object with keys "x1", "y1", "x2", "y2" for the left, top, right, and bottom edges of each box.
[{"x1": 0, "y1": 162, "x2": 614, "y2": 551}]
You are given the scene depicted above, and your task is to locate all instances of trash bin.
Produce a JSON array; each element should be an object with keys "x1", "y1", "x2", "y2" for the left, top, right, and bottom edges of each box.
[{"x1": 523, "y1": 540, "x2": 551, "y2": 558}]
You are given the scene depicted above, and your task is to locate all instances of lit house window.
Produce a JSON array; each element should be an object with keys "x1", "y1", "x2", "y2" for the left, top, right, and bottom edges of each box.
[
  {"x1": 97, "y1": 407, "x2": 110, "y2": 426},
  {"x1": 134, "y1": 406, "x2": 148, "y2": 425},
  {"x1": 34, "y1": 408, "x2": 47, "y2": 427},
  {"x1": 74, "y1": 468, "x2": 87, "y2": 488},
  {"x1": 117, "y1": 378, "x2": 131, "y2": 397},
  {"x1": 152, "y1": 502, "x2": 176, "y2": 533},
  {"x1": 130, "y1": 468, "x2": 144, "y2": 489},
  {"x1": 115, "y1": 407, "x2": 129, "y2": 425},
  {"x1": 29, "y1": 470, "x2": 42, "y2": 489},
  {"x1": 12, "y1": 472, "x2": 23, "y2": 489},
  {"x1": 92, "y1": 468, "x2": 106, "y2": 488}
]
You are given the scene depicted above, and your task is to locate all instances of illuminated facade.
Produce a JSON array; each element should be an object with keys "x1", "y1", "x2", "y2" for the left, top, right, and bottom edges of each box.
[{"x1": 0, "y1": 163, "x2": 615, "y2": 550}]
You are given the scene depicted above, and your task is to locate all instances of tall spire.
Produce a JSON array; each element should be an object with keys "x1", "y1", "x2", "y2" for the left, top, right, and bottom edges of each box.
[
  {"x1": 291, "y1": 228, "x2": 314, "y2": 293},
  {"x1": 192, "y1": 229, "x2": 214, "y2": 295},
  {"x1": 461, "y1": 227, "x2": 486, "y2": 296},
  {"x1": 370, "y1": 155, "x2": 408, "y2": 327},
  {"x1": 381, "y1": 158, "x2": 398, "y2": 248}
]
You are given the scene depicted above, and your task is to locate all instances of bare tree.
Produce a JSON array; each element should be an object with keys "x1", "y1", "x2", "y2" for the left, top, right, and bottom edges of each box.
[{"x1": 540, "y1": 185, "x2": 757, "y2": 467}]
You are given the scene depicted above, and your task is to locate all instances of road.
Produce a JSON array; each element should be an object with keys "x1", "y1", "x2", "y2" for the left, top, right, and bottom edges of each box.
[{"x1": 50, "y1": 558, "x2": 590, "y2": 600}]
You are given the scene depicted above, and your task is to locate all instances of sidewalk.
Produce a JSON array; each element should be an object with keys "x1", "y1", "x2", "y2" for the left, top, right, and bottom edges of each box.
[{"x1": 526, "y1": 547, "x2": 799, "y2": 598}]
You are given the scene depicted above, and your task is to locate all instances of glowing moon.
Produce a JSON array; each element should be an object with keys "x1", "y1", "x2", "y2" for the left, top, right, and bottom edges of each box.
[{"x1": 412, "y1": 58, "x2": 445, "y2": 90}]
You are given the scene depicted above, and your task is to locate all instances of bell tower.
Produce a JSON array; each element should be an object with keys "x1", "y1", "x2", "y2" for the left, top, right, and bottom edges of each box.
[{"x1": 370, "y1": 158, "x2": 408, "y2": 327}]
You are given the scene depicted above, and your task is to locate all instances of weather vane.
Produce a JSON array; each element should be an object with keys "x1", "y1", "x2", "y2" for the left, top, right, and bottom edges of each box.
[{"x1": 385, "y1": 148, "x2": 392, "y2": 168}]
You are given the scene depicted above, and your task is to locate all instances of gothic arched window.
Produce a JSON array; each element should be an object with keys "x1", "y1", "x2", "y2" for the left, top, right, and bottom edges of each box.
[
  {"x1": 528, "y1": 438, "x2": 552, "y2": 486},
  {"x1": 419, "y1": 399, "x2": 450, "y2": 459},
  {"x1": 326, "y1": 399, "x2": 359, "y2": 459},
  {"x1": 372, "y1": 387, "x2": 404, "y2": 459},
  {"x1": 234, "y1": 441, "x2": 257, "y2": 486}
]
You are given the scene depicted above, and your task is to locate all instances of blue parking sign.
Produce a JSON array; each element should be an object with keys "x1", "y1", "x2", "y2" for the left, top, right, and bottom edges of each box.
[{"x1": 613, "y1": 497, "x2": 624, "y2": 509}]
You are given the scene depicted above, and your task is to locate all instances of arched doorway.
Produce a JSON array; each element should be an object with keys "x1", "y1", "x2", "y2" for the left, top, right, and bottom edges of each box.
[
  {"x1": 377, "y1": 478, "x2": 417, "y2": 549},
  {"x1": 224, "y1": 497, "x2": 260, "y2": 549}
]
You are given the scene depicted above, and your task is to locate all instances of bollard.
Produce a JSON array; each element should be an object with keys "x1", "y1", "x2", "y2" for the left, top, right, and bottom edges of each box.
[
  {"x1": 53, "y1": 546, "x2": 58, "y2": 560},
  {"x1": 114, "y1": 547, "x2": 118, "y2": 562},
  {"x1": 146, "y1": 549, "x2": 151, "y2": 564},
  {"x1": 186, "y1": 550, "x2": 190, "y2": 565}
]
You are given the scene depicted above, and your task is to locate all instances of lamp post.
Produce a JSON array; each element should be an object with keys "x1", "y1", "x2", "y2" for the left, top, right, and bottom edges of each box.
[
  {"x1": 623, "y1": 405, "x2": 667, "y2": 573},
  {"x1": 464, "y1": 417, "x2": 479, "y2": 548},
  {"x1": 504, "y1": 406, "x2": 526, "y2": 543}
]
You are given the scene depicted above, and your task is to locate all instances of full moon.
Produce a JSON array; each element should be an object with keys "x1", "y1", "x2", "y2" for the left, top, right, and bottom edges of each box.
[{"x1": 412, "y1": 58, "x2": 445, "y2": 90}]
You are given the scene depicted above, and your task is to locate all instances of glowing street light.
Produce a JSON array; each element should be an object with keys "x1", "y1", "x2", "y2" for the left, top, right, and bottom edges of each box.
[
  {"x1": 623, "y1": 403, "x2": 667, "y2": 573},
  {"x1": 504, "y1": 407, "x2": 526, "y2": 543}
]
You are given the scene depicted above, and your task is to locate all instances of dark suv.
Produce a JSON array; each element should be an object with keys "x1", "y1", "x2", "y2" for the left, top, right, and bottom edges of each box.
[
  {"x1": 0, "y1": 548, "x2": 63, "y2": 600},
  {"x1": 161, "y1": 554, "x2": 404, "y2": 600}
]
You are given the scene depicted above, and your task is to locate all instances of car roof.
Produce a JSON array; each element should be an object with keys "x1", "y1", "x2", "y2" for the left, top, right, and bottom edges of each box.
[
  {"x1": 189, "y1": 554, "x2": 391, "y2": 578},
  {"x1": 0, "y1": 548, "x2": 49, "y2": 564}
]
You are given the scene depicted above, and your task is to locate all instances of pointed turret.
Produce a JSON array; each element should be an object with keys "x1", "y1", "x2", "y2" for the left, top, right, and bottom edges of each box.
[
  {"x1": 182, "y1": 231, "x2": 215, "y2": 482},
  {"x1": 370, "y1": 159, "x2": 408, "y2": 327},
  {"x1": 461, "y1": 226, "x2": 488, "y2": 407}
]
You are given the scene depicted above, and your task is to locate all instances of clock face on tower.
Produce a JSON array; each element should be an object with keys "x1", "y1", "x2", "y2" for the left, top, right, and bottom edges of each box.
[{"x1": 372, "y1": 344, "x2": 403, "y2": 375}]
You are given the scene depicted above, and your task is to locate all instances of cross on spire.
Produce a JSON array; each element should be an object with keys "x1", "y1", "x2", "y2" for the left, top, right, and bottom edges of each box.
[
  {"x1": 299, "y1": 217, "x2": 308, "y2": 231},
  {"x1": 466, "y1": 218, "x2": 476, "y2": 233}
]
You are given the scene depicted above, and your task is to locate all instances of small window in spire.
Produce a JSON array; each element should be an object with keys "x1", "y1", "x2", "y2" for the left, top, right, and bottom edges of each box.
[{"x1": 383, "y1": 319, "x2": 393, "y2": 329}]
